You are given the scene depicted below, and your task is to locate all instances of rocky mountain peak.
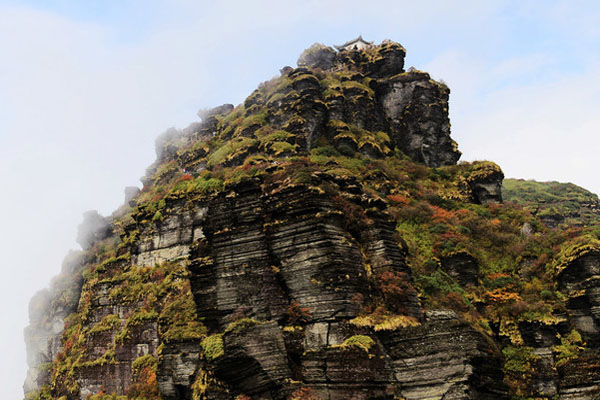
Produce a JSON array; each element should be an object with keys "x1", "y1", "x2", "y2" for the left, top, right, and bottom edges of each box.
[
  {"x1": 147, "y1": 39, "x2": 460, "y2": 179},
  {"x1": 24, "y1": 39, "x2": 600, "y2": 400}
]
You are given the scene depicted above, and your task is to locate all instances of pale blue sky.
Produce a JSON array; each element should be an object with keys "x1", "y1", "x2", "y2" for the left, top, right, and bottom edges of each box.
[{"x1": 1, "y1": 1, "x2": 600, "y2": 398}]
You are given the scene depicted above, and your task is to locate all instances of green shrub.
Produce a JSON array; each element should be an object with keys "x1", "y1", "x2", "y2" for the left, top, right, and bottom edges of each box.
[
  {"x1": 553, "y1": 329, "x2": 584, "y2": 366},
  {"x1": 337, "y1": 142, "x2": 355, "y2": 156},
  {"x1": 131, "y1": 354, "x2": 158, "y2": 376},
  {"x1": 503, "y1": 345, "x2": 539, "y2": 374},
  {"x1": 207, "y1": 138, "x2": 257, "y2": 167},
  {"x1": 336, "y1": 335, "x2": 375, "y2": 352},
  {"x1": 310, "y1": 145, "x2": 339, "y2": 157},
  {"x1": 89, "y1": 314, "x2": 121, "y2": 334},
  {"x1": 201, "y1": 334, "x2": 224, "y2": 361},
  {"x1": 415, "y1": 270, "x2": 466, "y2": 299}
]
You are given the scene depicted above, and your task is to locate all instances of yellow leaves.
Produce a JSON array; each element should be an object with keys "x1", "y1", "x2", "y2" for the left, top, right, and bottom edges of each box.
[
  {"x1": 499, "y1": 319, "x2": 523, "y2": 345},
  {"x1": 485, "y1": 288, "x2": 522, "y2": 304},
  {"x1": 201, "y1": 335, "x2": 224, "y2": 361},
  {"x1": 334, "y1": 335, "x2": 376, "y2": 352},
  {"x1": 282, "y1": 326, "x2": 303, "y2": 332},
  {"x1": 191, "y1": 370, "x2": 209, "y2": 400},
  {"x1": 224, "y1": 318, "x2": 260, "y2": 334},
  {"x1": 350, "y1": 314, "x2": 420, "y2": 331}
]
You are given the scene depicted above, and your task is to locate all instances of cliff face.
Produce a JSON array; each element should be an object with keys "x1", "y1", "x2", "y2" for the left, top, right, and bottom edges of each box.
[{"x1": 24, "y1": 40, "x2": 600, "y2": 400}]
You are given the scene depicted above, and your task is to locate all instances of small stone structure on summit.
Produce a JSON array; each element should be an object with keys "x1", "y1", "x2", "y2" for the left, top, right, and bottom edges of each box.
[{"x1": 334, "y1": 35, "x2": 374, "y2": 51}]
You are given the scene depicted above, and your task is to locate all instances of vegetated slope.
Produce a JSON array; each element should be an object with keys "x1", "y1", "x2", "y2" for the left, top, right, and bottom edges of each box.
[
  {"x1": 503, "y1": 178, "x2": 600, "y2": 229},
  {"x1": 24, "y1": 40, "x2": 600, "y2": 400}
]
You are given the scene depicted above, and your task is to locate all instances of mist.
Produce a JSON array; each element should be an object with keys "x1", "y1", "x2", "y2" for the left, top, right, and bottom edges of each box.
[{"x1": 2, "y1": 1, "x2": 600, "y2": 398}]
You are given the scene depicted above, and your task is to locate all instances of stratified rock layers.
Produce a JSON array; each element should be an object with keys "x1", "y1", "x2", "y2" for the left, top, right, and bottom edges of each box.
[
  {"x1": 24, "y1": 39, "x2": 600, "y2": 400},
  {"x1": 25, "y1": 172, "x2": 512, "y2": 399}
]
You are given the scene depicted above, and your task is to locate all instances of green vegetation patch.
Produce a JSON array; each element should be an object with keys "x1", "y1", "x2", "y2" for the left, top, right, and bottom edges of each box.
[
  {"x1": 207, "y1": 137, "x2": 258, "y2": 167},
  {"x1": 554, "y1": 235, "x2": 600, "y2": 275},
  {"x1": 553, "y1": 329, "x2": 584, "y2": 366},
  {"x1": 502, "y1": 345, "x2": 541, "y2": 397},
  {"x1": 89, "y1": 314, "x2": 121, "y2": 335},
  {"x1": 50, "y1": 259, "x2": 206, "y2": 398},
  {"x1": 201, "y1": 334, "x2": 224, "y2": 361},
  {"x1": 503, "y1": 178, "x2": 600, "y2": 228},
  {"x1": 335, "y1": 335, "x2": 376, "y2": 352},
  {"x1": 225, "y1": 318, "x2": 259, "y2": 335}
]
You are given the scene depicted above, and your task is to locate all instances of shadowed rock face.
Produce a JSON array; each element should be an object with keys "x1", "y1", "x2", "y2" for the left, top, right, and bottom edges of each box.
[
  {"x1": 378, "y1": 72, "x2": 459, "y2": 167},
  {"x1": 24, "y1": 172, "x2": 510, "y2": 400},
  {"x1": 380, "y1": 311, "x2": 508, "y2": 400},
  {"x1": 557, "y1": 349, "x2": 600, "y2": 399},
  {"x1": 470, "y1": 177, "x2": 503, "y2": 204},
  {"x1": 284, "y1": 41, "x2": 459, "y2": 167},
  {"x1": 466, "y1": 162, "x2": 504, "y2": 204},
  {"x1": 441, "y1": 252, "x2": 479, "y2": 287},
  {"x1": 297, "y1": 43, "x2": 337, "y2": 70},
  {"x1": 558, "y1": 253, "x2": 600, "y2": 343}
]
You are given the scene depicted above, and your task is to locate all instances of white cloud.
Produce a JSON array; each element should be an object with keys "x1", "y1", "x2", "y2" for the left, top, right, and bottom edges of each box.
[{"x1": 456, "y1": 64, "x2": 600, "y2": 192}]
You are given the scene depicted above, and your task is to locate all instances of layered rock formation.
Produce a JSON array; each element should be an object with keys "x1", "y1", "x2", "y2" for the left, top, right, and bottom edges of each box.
[{"x1": 24, "y1": 40, "x2": 600, "y2": 400}]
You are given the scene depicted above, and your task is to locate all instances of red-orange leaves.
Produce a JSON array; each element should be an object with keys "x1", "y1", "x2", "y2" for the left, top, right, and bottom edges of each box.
[
  {"x1": 387, "y1": 194, "x2": 409, "y2": 206},
  {"x1": 379, "y1": 271, "x2": 417, "y2": 313},
  {"x1": 430, "y1": 205, "x2": 457, "y2": 225},
  {"x1": 287, "y1": 301, "x2": 312, "y2": 325},
  {"x1": 127, "y1": 355, "x2": 160, "y2": 400}
]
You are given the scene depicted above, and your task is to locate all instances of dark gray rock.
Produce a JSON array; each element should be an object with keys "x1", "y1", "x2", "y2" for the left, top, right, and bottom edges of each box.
[
  {"x1": 558, "y1": 253, "x2": 600, "y2": 343},
  {"x1": 380, "y1": 310, "x2": 508, "y2": 399},
  {"x1": 378, "y1": 72, "x2": 460, "y2": 167},
  {"x1": 76, "y1": 210, "x2": 112, "y2": 250},
  {"x1": 557, "y1": 349, "x2": 600, "y2": 399},
  {"x1": 441, "y1": 251, "x2": 479, "y2": 287},
  {"x1": 197, "y1": 104, "x2": 234, "y2": 121},
  {"x1": 158, "y1": 342, "x2": 202, "y2": 400},
  {"x1": 297, "y1": 43, "x2": 337, "y2": 70},
  {"x1": 124, "y1": 186, "x2": 140, "y2": 206}
]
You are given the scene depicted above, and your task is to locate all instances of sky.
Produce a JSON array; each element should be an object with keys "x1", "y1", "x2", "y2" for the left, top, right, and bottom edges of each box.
[{"x1": 1, "y1": 0, "x2": 600, "y2": 398}]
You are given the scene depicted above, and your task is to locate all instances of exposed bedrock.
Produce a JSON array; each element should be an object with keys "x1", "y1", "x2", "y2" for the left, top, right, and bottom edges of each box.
[
  {"x1": 440, "y1": 251, "x2": 479, "y2": 287},
  {"x1": 155, "y1": 179, "x2": 504, "y2": 399},
  {"x1": 153, "y1": 40, "x2": 460, "y2": 169},
  {"x1": 378, "y1": 72, "x2": 460, "y2": 167},
  {"x1": 379, "y1": 310, "x2": 508, "y2": 400},
  {"x1": 24, "y1": 171, "x2": 514, "y2": 399},
  {"x1": 558, "y1": 253, "x2": 600, "y2": 343},
  {"x1": 551, "y1": 251, "x2": 600, "y2": 398},
  {"x1": 557, "y1": 349, "x2": 600, "y2": 399}
]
